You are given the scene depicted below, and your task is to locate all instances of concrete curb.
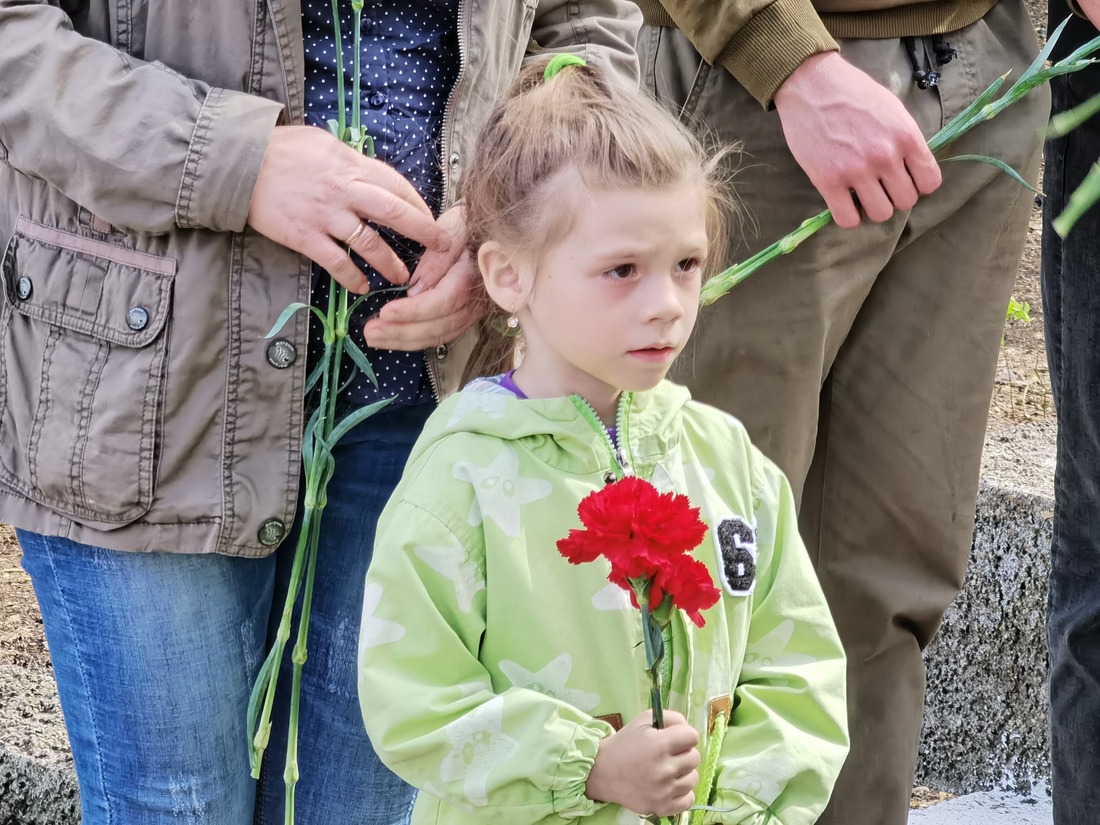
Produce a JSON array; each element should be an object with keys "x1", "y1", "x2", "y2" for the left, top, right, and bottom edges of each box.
[{"x1": 917, "y1": 482, "x2": 1053, "y2": 796}]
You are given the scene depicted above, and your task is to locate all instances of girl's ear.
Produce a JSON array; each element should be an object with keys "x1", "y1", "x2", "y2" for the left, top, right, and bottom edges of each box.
[{"x1": 478, "y1": 241, "x2": 530, "y2": 314}]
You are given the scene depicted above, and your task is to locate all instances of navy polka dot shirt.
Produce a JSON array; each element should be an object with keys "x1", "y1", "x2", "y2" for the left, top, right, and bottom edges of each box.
[{"x1": 302, "y1": 0, "x2": 460, "y2": 406}]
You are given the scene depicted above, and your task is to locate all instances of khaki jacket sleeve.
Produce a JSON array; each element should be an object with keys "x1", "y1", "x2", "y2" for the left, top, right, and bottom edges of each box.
[
  {"x1": 654, "y1": 0, "x2": 839, "y2": 107},
  {"x1": 531, "y1": 0, "x2": 643, "y2": 88},
  {"x1": 0, "y1": 4, "x2": 283, "y2": 234}
]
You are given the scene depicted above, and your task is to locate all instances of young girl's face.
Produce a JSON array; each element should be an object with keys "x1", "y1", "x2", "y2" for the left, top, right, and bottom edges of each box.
[{"x1": 509, "y1": 174, "x2": 709, "y2": 418}]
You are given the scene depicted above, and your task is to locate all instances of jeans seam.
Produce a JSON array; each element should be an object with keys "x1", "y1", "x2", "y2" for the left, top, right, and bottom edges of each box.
[{"x1": 44, "y1": 538, "x2": 114, "y2": 825}]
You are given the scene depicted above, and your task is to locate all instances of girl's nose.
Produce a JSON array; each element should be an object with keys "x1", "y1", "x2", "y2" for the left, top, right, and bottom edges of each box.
[{"x1": 644, "y1": 273, "x2": 686, "y2": 323}]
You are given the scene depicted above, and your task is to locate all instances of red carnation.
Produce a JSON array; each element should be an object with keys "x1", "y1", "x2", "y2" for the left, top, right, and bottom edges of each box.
[{"x1": 556, "y1": 475, "x2": 720, "y2": 729}]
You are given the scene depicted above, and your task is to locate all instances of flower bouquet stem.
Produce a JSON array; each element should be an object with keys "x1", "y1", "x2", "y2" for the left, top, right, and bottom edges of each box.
[
  {"x1": 246, "y1": 3, "x2": 395, "y2": 822},
  {"x1": 700, "y1": 18, "x2": 1100, "y2": 306}
]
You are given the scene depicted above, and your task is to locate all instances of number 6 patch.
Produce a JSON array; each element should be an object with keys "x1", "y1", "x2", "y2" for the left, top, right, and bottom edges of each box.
[{"x1": 714, "y1": 516, "x2": 757, "y2": 597}]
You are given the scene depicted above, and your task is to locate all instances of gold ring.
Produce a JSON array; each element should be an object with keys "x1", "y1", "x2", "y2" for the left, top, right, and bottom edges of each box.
[{"x1": 344, "y1": 222, "x2": 366, "y2": 248}]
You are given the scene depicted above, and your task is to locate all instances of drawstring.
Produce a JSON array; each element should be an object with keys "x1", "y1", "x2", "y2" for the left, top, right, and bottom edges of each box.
[{"x1": 903, "y1": 35, "x2": 957, "y2": 90}]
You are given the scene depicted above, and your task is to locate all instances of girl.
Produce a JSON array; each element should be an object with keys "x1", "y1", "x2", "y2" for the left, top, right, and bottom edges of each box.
[{"x1": 357, "y1": 58, "x2": 849, "y2": 825}]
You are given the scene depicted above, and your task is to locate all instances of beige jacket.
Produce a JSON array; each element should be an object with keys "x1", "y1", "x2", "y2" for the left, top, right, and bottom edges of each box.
[{"x1": 0, "y1": 0, "x2": 641, "y2": 556}]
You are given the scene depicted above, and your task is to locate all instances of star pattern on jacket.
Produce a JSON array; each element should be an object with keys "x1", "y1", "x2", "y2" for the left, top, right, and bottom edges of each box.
[
  {"x1": 359, "y1": 583, "x2": 407, "y2": 650},
  {"x1": 439, "y1": 696, "x2": 519, "y2": 806},
  {"x1": 591, "y1": 582, "x2": 633, "y2": 612},
  {"x1": 498, "y1": 653, "x2": 601, "y2": 712},
  {"x1": 453, "y1": 446, "x2": 553, "y2": 537},
  {"x1": 447, "y1": 389, "x2": 508, "y2": 427},
  {"x1": 416, "y1": 536, "x2": 486, "y2": 613}
]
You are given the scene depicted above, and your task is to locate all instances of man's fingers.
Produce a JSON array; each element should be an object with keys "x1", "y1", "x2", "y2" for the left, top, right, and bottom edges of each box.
[
  {"x1": 823, "y1": 187, "x2": 862, "y2": 230},
  {"x1": 332, "y1": 218, "x2": 410, "y2": 285},
  {"x1": 881, "y1": 167, "x2": 920, "y2": 211},
  {"x1": 905, "y1": 148, "x2": 943, "y2": 195},
  {"x1": 852, "y1": 180, "x2": 895, "y2": 223}
]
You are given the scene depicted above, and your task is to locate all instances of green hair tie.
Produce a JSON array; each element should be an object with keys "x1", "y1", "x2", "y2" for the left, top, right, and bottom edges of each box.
[{"x1": 544, "y1": 54, "x2": 587, "y2": 81}]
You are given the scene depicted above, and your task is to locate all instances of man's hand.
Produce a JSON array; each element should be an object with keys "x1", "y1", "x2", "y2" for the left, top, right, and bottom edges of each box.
[
  {"x1": 773, "y1": 51, "x2": 943, "y2": 229},
  {"x1": 1078, "y1": 0, "x2": 1100, "y2": 29},
  {"x1": 584, "y1": 710, "x2": 700, "y2": 818},
  {"x1": 247, "y1": 125, "x2": 452, "y2": 293},
  {"x1": 362, "y1": 205, "x2": 482, "y2": 351}
]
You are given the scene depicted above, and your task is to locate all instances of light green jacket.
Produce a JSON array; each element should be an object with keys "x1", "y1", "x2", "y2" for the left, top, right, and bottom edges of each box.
[{"x1": 360, "y1": 379, "x2": 848, "y2": 824}]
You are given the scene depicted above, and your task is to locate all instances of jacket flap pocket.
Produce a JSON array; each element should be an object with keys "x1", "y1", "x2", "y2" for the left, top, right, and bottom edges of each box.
[{"x1": 3, "y1": 217, "x2": 175, "y2": 347}]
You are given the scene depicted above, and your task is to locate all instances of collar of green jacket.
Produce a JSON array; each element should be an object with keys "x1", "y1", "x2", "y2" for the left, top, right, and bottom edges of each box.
[{"x1": 419, "y1": 379, "x2": 695, "y2": 478}]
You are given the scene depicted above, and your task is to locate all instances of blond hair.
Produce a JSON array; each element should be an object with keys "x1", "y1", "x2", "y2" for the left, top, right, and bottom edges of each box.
[{"x1": 460, "y1": 58, "x2": 736, "y2": 382}]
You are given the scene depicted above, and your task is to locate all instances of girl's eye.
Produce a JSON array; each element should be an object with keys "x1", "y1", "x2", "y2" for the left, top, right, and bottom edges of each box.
[
  {"x1": 676, "y1": 257, "x2": 702, "y2": 274},
  {"x1": 605, "y1": 264, "x2": 635, "y2": 280}
]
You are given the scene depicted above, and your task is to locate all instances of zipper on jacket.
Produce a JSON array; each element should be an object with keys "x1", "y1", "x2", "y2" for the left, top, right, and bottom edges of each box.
[
  {"x1": 570, "y1": 394, "x2": 635, "y2": 481},
  {"x1": 425, "y1": 0, "x2": 467, "y2": 403}
]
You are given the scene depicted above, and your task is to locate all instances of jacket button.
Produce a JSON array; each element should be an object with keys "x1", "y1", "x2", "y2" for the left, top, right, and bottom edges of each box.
[
  {"x1": 434, "y1": 344, "x2": 448, "y2": 360},
  {"x1": 368, "y1": 91, "x2": 387, "y2": 109},
  {"x1": 448, "y1": 152, "x2": 460, "y2": 170},
  {"x1": 126, "y1": 306, "x2": 149, "y2": 330},
  {"x1": 258, "y1": 518, "x2": 286, "y2": 547},
  {"x1": 15, "y1": 277, "x2": 32, "y2": 300},
  {"x1": 266, "y1": 339, "x2": 297, "y2": 369}
]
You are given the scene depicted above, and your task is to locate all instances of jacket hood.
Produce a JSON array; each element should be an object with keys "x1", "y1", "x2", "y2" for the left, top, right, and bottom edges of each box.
[{"x1": 412, "y1": 379, "x2": 695, "y2": 478}]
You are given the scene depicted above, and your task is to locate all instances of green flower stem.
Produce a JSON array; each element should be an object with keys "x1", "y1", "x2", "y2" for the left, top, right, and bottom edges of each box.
[
  {"x1": 331, "y1": 0, "x2": 346, "y2": 137},
  {"x1": 639, "y1": 601, "x2": 666, "y2": 730},
  {"x1": 700, "y1": 23, "x2": 1100, "y2": 308}
]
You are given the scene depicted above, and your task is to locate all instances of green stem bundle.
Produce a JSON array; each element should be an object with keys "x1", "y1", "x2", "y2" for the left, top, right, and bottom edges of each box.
[{"x1": 246, "y1": 4, "x2": 393, "y2": 822}]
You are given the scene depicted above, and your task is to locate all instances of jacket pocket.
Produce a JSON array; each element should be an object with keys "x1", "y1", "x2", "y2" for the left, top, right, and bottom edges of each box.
[{"x1": 0, "y1": 217, "x2": 175, "y2": 527}]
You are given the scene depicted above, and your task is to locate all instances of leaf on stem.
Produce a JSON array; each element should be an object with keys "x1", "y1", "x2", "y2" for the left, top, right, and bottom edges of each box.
[
  {"x1": 1047, "y1": 90, "x2": 1100, "y2": 138},
  {"x1": 1054, "y1": 160, "x2": 1100, "y2": 237},
  {"x1": 326, "y1": 396, "x2": 396, "y2": 446},
  {"x1": 940, "y1": 154, "x2": 1040, "y2": 193},
  {"x1": 343, "y1": 338, "x2": 379, "y2": 387}
]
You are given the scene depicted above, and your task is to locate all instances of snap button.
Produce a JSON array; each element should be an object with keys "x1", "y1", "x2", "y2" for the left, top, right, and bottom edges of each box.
[
  {"x1": 266, "y1": 339, "x2": 297, "y2": 369},
  {"x1": 368, "y1": 91, "x2": 387, "y2": 109},
  {"x1": 434, "y1": 344, "x2": 448, "y2": 360},
  {"x1": 126, "y1": 306, "x2": 149, "y2": 331},
  {"x1": 258, "y1": 518, "x2": 286, "y2": 547},
  {"x1": 15, "y1": 277, "x2": 32, "y2": 301},
  {"x1": 448, "y1": 152, "x2": 460, "y2": 170}
]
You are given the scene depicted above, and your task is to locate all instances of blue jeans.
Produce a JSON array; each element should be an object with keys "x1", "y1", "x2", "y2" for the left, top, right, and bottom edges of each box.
[
  {"x1": 19, "y1": 401, "x2": 431, "y2": 824},
  {"x1": 1042, "y1": 8, "x2": 1100, "y2": 823}
]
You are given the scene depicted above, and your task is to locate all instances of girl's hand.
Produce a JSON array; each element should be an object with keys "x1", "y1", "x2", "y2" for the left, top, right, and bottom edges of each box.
[
  {"x1": 585, "y1": 710, "x2": 700, "y2": 817},
  {"x1": 247, "y1": 125, "x2": 453, "y2": 293}
]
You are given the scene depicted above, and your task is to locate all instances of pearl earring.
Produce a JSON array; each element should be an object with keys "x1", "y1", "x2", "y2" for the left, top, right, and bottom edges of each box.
[{"x1": 506, "y1": 315, "x2": 519, "y2": 329}]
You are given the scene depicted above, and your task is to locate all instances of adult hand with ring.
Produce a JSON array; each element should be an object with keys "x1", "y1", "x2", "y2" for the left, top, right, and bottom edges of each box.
[{"x1": 247, "y1": 125, "x2": 454, "y2": 293}]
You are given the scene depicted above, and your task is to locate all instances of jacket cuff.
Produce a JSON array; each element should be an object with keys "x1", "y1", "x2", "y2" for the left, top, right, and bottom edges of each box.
[
  {"x1": 176, "y1": 87, "x2": 284, "y2": 233},
  {"x1": 716, "y1": 0, "x2": 839, "y2": 108},
  {"x1": 549, "y1": 721, "x2": 613, "y2": 819}
]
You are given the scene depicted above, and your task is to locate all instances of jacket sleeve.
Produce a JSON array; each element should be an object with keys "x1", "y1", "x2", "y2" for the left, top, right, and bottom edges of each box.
[
  {"x1": 531, "y1": 0, "x2": 642, "y2": 89},
  {"x1": 0, "y1": 3, "x2": 283, "y2": 234},
  {"x1": 706, "y1": 457, "x2": 849, "y2": 824},
  {"x1": 648, "y1": 0, "x2": 838, "y2": 107},
  {"x1": 359, "y1": 498, "x2": 615, "y2": 824}
]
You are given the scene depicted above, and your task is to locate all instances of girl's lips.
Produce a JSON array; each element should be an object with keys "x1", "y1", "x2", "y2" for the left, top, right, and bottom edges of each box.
[{"x1": 628, "y1": 347, "x2": 676, "y2": 363}]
